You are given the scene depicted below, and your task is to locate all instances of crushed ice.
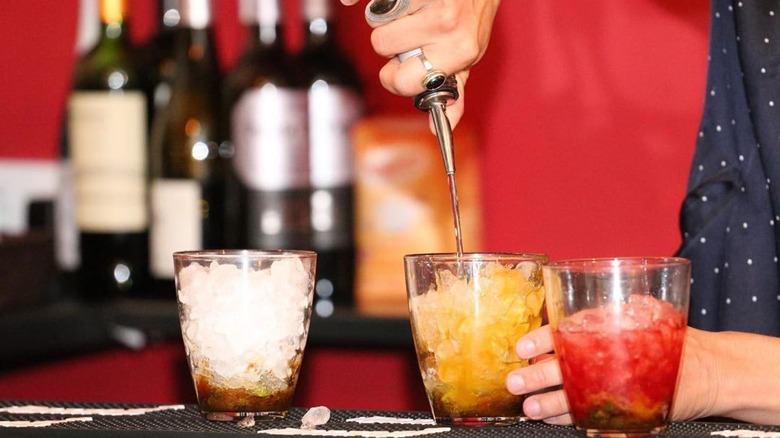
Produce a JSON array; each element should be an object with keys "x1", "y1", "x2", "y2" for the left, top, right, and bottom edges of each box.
[
  {"x1": 237, "y1": 415, "x2": 256, "y2": 428},
  {"x1": 301, "y1": 406, "x2": 331, "y2": 429},
  {"x1": 178, "y1": 257, "x2": 313, "y2": 389}
]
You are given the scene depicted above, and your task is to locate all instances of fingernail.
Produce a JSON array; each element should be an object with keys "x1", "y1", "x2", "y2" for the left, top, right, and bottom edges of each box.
[
  {"x1": 517, "y1": 339, "x2": 536, "y2": 357},
  {"x1": 524, "y1": 398, "x2": 542, "y2": 419},
  {"x1": 507, "y1": 374, "x2": 525, "y2": 393}
]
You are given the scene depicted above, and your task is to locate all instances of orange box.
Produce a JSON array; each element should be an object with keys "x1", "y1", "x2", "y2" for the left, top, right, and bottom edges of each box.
[{"x1": 353, "y1": 115, "x2": 484, "y2": 315}]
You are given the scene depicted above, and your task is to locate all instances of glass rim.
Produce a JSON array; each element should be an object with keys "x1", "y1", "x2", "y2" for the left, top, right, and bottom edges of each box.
[
  {"x1": 173, "y1": 249, "x2": 317, "y2": 260},
  {"x1": 544, "y1": 256, "x2": 690, "y2": 271},
  {"x1": 404, "y1": 252, "x2": 549, "y2": 262}
]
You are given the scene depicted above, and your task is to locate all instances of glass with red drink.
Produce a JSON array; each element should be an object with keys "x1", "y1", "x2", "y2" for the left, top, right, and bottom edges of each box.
[{"x1": 543, "y1": 257, "x2": 690, "y2": 437}]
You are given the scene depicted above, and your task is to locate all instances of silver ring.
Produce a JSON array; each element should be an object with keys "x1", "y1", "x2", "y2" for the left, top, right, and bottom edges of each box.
[
  {"x1": 398, "y1": 47, "x2": 423, "y2": 64},
  {"x1": 399, "y1": 48, "x2": 448, "y2": 91},
  {"x1": 399, "y1": 48, "x2": 433, "y2": 72},
  {"x1": 416, "y1": 52, "x2": 447, "y2": 90},
  {"x1": 418, "y1": 52, "x2": 434, "y2": 73},
  {"x1": 365, "y1": 0, "x2": 411, "y2": 24}
]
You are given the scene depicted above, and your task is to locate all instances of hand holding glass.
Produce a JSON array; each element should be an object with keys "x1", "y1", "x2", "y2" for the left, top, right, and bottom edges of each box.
[{"x1": 543, "y1": 257, "x2": 690, "y2": 437}]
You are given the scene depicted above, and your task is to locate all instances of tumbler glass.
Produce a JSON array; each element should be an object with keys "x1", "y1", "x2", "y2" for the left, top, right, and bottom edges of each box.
[
  {"x1": 543, "y1": 257, "x2": 690, "y2": 437},
  {"x1": 404, "y1": 252, "x2": 549, "y2": 426},
  {"x1": 173, "y1": 250, "x2": 316, "y2": 422}
]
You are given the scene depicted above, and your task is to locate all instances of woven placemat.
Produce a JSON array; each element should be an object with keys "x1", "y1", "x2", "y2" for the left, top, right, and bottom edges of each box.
[{"x1": 1, "y1": 400, "x2": 777, "y2": 437}]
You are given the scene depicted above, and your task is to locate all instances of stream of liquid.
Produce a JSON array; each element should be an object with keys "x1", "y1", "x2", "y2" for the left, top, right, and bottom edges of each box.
[{"x1": 446, "y1": 172, "x2": 465, "y2": 257}]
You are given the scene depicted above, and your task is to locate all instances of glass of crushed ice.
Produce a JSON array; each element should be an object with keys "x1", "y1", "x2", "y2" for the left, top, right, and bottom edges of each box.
[
  {"x1": 404, "y1": 252, "x2": 549, "y2": 426},
  {"x1": 173, "y1": 250, "x2": 317, "y2": 422}
]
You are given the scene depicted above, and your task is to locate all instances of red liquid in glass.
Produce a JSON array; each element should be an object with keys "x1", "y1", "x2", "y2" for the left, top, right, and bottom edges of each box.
[{"x1": 553, "y1": 295, "x2": 686, "y2": 432}]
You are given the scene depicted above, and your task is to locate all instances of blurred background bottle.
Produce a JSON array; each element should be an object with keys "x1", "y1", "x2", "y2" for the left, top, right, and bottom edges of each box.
[
  {"x1": 144, "y1": 0, "x2": 181, "y2": 115},
  {"x1": 224, "y1": 0, "x2": 312, "y2": 251},
  {"x1": 298, "y1": 0, "x2": 363, "y2": 314},
  {"x1": 148, "y1": 0, "x2": 228, "y2": 299},
  {"x1": 55, "y1": 0, "x2": 100, "y2": 297},
  {"x1": 67, "y1": 0, "x2": 151, "y2": 300}
]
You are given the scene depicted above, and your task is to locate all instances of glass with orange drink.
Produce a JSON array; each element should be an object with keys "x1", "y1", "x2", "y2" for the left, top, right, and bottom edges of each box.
[{"x1": 404, "y1": 253, "x2": 548, "y2": 426}]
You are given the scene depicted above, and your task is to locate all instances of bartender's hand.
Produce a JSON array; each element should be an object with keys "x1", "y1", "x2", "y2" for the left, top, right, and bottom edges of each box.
[
  {"x1": 505, "y1": 325, "x2": 572, "y2": 425},
  {"x1": 340, "y1": 0, "x2": 501, "y2": 129},
  {"x1": 505, "y1": 325, "x2": 724, "y2": 424}
]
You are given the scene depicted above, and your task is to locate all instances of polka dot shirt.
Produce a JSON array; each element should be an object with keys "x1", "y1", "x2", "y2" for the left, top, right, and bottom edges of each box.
[{"x1": 678, "y1": 0, "x2": 780, "y2": 335}]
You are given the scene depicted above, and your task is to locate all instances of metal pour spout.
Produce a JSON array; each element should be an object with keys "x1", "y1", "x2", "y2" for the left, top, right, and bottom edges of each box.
[
  {"x1": 363, "y1": 0, "x2": 460, "y2": 175},
  {"x1": 363, "y1": 0, "x2": 466, "y2": 256},
  {"x1": 414, "y1": 75, "x2": 459, "y2": 175}
]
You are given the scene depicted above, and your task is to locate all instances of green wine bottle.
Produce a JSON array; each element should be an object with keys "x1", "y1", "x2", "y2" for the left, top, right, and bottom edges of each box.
[
  {"x1": 67, "y1": 0, "x2": 151, "y2": 301},
  {"x1": 148, "y1": 0, "x2": 228, "y2": 299}
]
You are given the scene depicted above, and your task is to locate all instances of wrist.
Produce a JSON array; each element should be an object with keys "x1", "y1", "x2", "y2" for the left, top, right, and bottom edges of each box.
[
  {"x1": 712, "y1": 331, "x2": 780, "y2": 423},
  {"x1": 671, "y1": 327, "x2": 721, "y2": 420}
]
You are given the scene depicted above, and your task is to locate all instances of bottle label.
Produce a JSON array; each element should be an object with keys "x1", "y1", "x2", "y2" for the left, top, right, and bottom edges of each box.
[
  {"x1": 239, "y1": 0, "x2": 280, "y2": 28},
  {"x1": 179, "y1": 0, "x2": 212, "y2": 29},
  {"x1": 231, "y1": 86, "x2": 309, "y2": 190},
  {"x1": 150, "y1": 179, "x2": 202, "y2": 279},
  {"x1": 55, "y1": 159, "x2": 80, "y2": 270},
  {"x1": 68, "y1": 91, "x2": 148, "y2": 232},
  {"x1": 309, "y1": 84, "x2": 362, "y2": 188},
  {"x1": 303, "y1": 0, "x2": 331, "y2": 21}
]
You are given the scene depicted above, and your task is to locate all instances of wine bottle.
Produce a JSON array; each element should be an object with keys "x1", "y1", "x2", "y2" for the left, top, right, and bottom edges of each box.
[
  {"x1": 67, "y1": 0, "x2": 151, "y2": 300},
  {"x1": 149, "y1": 0, "x2": 228, "y2": 299},
  {"x1": 224, "y1": 0, "x2": 312, "y2": 251},
  {"x1": 298, "y1": 0, "x2": 363, "y2": 312},
  {"x1": 55, "y1": 0, "x2": 101, "y2": 297},
  {"x1": 145, "y1": 0, "x2": 181, "y2": 114}
]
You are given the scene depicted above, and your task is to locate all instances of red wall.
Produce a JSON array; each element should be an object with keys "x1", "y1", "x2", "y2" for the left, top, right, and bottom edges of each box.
[
  {"x1": 0, "y1": 0, "x2": 709, "y2": 261},
  {"x1": 0, "y1": 0, "x2": 710, "y2": 409}
]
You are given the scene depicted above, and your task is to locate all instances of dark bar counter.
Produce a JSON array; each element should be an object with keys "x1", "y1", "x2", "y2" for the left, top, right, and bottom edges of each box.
[
  {"x1": 2, "y1": 301, "x2": 777, "y2": 436},
  {"x1": 0, "y1": 401, "x2": 777, "y2": 437}
]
